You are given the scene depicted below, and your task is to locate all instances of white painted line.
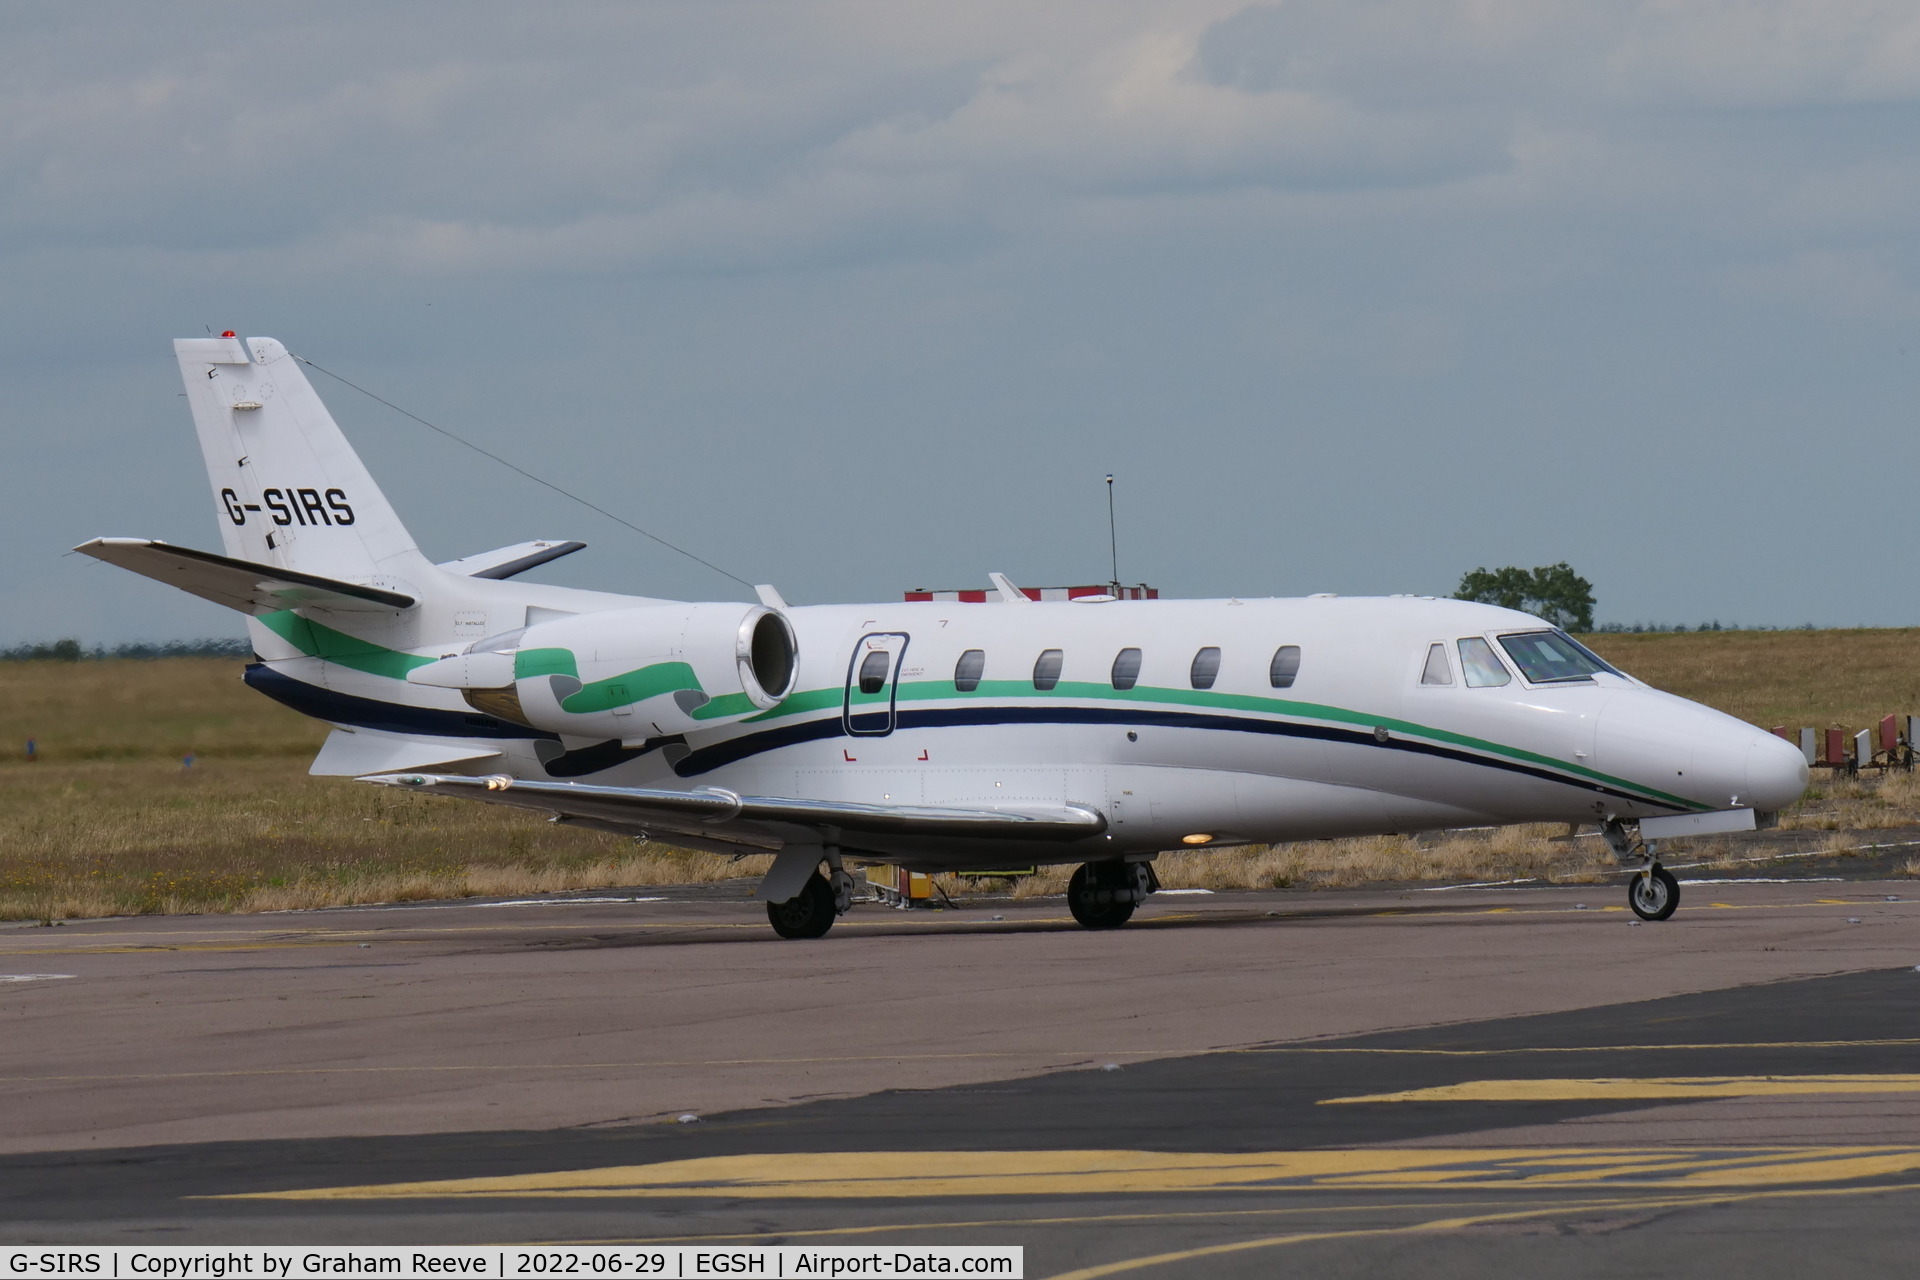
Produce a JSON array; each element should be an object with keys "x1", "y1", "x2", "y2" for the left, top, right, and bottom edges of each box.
[
  {"x1": 293, "y1": 896, "x2": 674, "y2": 914},
  {"x1": 1156, "y1": 888, "x2": 1215, "y2": 896},
  {"x1": 1678, "y1": 877, "x2": 1845, "y2": 885},
  {"x1": 1420, "y1": 878, "x2": 1541, "y2": 891},
  {"x1": 469, "y1": 897, "x2": 668, "y2": 908},
  {"x1": 0, "y1": 974, "x2": 76, "y2": 983}
]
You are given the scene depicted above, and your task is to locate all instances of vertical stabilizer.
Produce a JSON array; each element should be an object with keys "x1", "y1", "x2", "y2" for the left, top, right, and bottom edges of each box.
[{"x1": 175, "y1": 336, "x2": 432, "y2": 585}]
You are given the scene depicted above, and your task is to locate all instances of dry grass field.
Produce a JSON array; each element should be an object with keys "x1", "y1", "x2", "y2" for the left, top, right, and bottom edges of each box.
[
  {"x1": 2, "y1": 631, "x2": 1917, "y2": 920},
  {"x1": 1581, "y1": 628, "x2": 1920, "y2": 730}
]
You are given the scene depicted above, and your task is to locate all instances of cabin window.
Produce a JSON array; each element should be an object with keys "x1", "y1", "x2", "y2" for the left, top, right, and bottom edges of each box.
[
  {"x1": 857, "y1": 649, "x2": 892, "y2": 695},
  {"x1": 1420, "y1": 642, "x2": 1454, "y2": 686},
  {"x1": 954, "y1": 649, "x2": 985, "y2": 692},
  {"x1": 1497, "y1": 630, "x2": 1614, "y2": 684},
  {"x1": 1033, "y1": 648, "x2": 1064, "y2": 691},
  {"x1": 1269, "y1": 645, "x2": 1301, "y2": 689},
  {"x1": 1190, "y1": 646, "x2": 1222, "y2": 690},
  {"x1": 1457, "y1": 636, "x2": 1511, "y2": 687},
  {"x1": 1111, "y1": 648, "x2": 1142, "y2": 690}
]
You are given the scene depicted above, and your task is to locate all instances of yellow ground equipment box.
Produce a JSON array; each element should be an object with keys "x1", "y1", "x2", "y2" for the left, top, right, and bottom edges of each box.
[{"x1": 865, "y1": 864, "x2": 933, "y2": 908}]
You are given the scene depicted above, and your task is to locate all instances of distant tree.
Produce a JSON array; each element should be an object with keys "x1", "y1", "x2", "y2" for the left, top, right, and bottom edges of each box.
[{"x1": 1454, "y1": 562, "x2": 1595, "y2": 632}]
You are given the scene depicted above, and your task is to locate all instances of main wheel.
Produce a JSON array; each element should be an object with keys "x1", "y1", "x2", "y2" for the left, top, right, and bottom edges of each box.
[
  {"x1": 1628, "y1": 865, "x2": 1681, "y2": 921},
  {"x1": 767, "y1": 871, "x2": 837, "y2": 939},
  {"x1": 1067, "y1": 863, "x2": 1137, "y2": 930}
]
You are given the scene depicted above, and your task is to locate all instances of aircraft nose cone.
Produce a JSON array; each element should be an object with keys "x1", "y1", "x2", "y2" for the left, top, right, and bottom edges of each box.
[{"x1": 1746, "y1": 731, "x2": 1809, "y2": 812}]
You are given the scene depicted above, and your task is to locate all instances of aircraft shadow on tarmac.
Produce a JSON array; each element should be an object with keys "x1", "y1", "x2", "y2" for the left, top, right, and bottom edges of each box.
[{"x1": 510, "y1": 893, "x2": 1614, "y2": 951}]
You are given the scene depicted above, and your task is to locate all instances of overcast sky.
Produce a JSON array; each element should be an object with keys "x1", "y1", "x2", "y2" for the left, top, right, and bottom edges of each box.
[{"x1": 7, "y1": 0, "x2": 1920, "y2": 643}]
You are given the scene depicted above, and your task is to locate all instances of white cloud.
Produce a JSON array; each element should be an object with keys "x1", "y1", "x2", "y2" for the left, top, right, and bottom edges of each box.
[{"x1": 10, "y1": 2, "x2": 1920, "y2": 635}]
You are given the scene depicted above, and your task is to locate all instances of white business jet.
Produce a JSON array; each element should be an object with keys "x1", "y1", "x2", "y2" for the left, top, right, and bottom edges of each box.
[{"x1": 78, "y1": 336, "x2": 1808, "y2": 938}]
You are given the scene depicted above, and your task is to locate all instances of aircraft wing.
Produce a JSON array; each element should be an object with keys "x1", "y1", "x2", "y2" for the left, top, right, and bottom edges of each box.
[
  {"x1": 75, "y1": 538, "x2": 415, "y2": 614},
  {"x1": 365, "y1": 772, "x2": 1108, "y2": 850}
]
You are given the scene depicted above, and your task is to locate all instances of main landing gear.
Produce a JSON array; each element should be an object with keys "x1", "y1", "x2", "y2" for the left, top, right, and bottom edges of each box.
[
  {"x1": 1067, "y1": 860, "x2": 1158, "y2": 930},
  {"x1": 1603, "y1": 818, "x2": 1681, "y2": 922},
  {"x1": 766, "y1": 871, "x2": 837, "y2": 939},
  {"x1": 766, "y1": 847, "x2": 858, "y2": 940}
]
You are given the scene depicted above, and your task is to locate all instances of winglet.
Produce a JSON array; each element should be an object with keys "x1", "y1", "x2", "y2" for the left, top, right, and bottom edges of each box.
[
  {"x1": 755, "y1": 584, "x2": 789, "y2": 611},
  {"x1": 988, "y1": 572, "x2": 1031, "y2": 604}
]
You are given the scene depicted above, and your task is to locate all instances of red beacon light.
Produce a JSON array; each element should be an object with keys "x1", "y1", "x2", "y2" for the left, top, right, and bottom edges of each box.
[{"x1": 221, "y1": 330, "x2": 236, "y2": 338}]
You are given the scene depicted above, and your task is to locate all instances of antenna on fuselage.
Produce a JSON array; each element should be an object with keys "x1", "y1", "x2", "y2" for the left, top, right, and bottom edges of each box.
[{"x1": 1105, "y1": 474, "x2": 1120, "y2": 597}]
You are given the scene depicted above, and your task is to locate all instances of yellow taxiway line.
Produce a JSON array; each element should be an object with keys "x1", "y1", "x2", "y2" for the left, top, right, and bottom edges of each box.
[{"x1": 218, "y1": 1144, "x2": 1920, "y2": 1201}]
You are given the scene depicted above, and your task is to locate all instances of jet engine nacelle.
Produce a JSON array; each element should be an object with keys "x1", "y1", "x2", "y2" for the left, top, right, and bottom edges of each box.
[{"x1": 411, "y1": 603, "x2": 797, "y2": 742}]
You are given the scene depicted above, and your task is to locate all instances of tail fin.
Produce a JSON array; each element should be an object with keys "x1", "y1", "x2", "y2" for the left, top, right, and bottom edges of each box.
[{"x1": 176, "y1": 336, "x2": 432, "y2": 584}]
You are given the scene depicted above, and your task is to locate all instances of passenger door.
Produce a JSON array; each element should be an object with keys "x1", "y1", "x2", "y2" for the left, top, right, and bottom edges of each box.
[{"x1": 844, "y1": 632, "x2": 910, "y2": 736}]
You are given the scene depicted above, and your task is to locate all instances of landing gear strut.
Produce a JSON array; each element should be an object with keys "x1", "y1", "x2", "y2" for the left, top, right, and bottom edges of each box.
[
  {"x1": 1603, "y1": 818, "x2": 1681, "y2": 922},
  {"x1": 1067, "y1": 860, "x2": 1156, "y2": 930}
]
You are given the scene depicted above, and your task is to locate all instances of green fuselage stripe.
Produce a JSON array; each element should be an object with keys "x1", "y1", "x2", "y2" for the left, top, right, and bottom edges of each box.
[
  {"x1": 255, "y1": 620, "x2": 1701, "y2": 811},
  {"x1": 257, "y1": 612, "x2": 437, "y2": 681}
]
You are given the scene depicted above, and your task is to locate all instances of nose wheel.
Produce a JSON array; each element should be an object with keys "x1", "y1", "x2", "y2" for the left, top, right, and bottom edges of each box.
[
  {"x1": 1628, "y1": 864, "x2": 1681, "y2": 921},
  {"x1": 1603, "y1": 817, "x2": 1683, "y2": 922}
]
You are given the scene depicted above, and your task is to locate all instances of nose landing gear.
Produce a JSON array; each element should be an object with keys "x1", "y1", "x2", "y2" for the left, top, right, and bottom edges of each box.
[
  {"x1": 1629, "y1": 864, "x2": 1681, "y2": 921},
  {"x1": 1067, "y1": 860, "x2": 1158, "y2": 929},
  {"x1": 1603, "y1": 818, "x2": 1682, "y2": 922}
]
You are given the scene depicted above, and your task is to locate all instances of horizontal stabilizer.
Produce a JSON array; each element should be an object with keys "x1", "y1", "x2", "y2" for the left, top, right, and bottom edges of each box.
[
  {"x1": 311, "y1": 729, "x2": 502, "y2": 777},
  {"x1": 366, "y1": 774, "x2": 1108, "y2": 845},
  {"x1": 75, "y1": 538, "x2": 415, "y2": 615},
  {"x1": 437, "y1": 540, "x2": 587, "y2": 581}
]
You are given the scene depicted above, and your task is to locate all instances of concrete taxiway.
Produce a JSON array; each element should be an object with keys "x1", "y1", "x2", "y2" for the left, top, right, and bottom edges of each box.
[{"x1": 3, "y1": 881, "x2": 1918, "y2": 1276}]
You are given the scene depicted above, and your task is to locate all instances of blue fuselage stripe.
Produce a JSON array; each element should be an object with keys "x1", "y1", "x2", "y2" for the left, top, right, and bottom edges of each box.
[
  {"x1": 244, "y1": 664, "x2": 558, "y2": 741},
  {"x1": 251, "y1": 668, "x2": 1680, "y2": 812}
]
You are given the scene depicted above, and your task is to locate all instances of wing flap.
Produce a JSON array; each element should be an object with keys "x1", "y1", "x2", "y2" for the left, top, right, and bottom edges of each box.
[
  {"x1": 76, "y1": 538, "x2": 415, "y2": 614},
  {"x1": 366, "y1": 773, "x2": 1107, "y2": 843}
]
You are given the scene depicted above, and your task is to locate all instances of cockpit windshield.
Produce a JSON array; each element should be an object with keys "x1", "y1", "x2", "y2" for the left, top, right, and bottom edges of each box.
[{"x1": 1496, "y1": 630, "x2": 1619, "y2": 684}]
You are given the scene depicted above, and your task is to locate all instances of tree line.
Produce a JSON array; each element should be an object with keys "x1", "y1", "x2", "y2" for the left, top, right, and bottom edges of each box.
[{"x1": 0, "y1": 638, "x2": 252, "y2": 662}]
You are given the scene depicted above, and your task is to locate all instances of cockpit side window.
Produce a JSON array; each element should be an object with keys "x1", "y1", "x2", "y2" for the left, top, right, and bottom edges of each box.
[
  {"x1": 1497, "y1": 630, "x2": 1616, "y2": 684},
  {"x1": 1420, "y1": 642, "x2": 1454, "y2": 686},
  {"x1": 1457, "y1": 636, "x2": 1511, "y2": 687}
]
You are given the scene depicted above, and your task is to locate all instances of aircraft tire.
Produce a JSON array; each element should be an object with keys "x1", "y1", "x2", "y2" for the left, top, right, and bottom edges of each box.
[
  {"x1": 767, "y1": 871, "x2": 838, "y2": 939},
  {"x1": 1067, "y1": 863, "x2": 1137, "y2": 930},
  {"x1": 1627, "y1": 864, "x2": 1681, "y2": 922}
]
